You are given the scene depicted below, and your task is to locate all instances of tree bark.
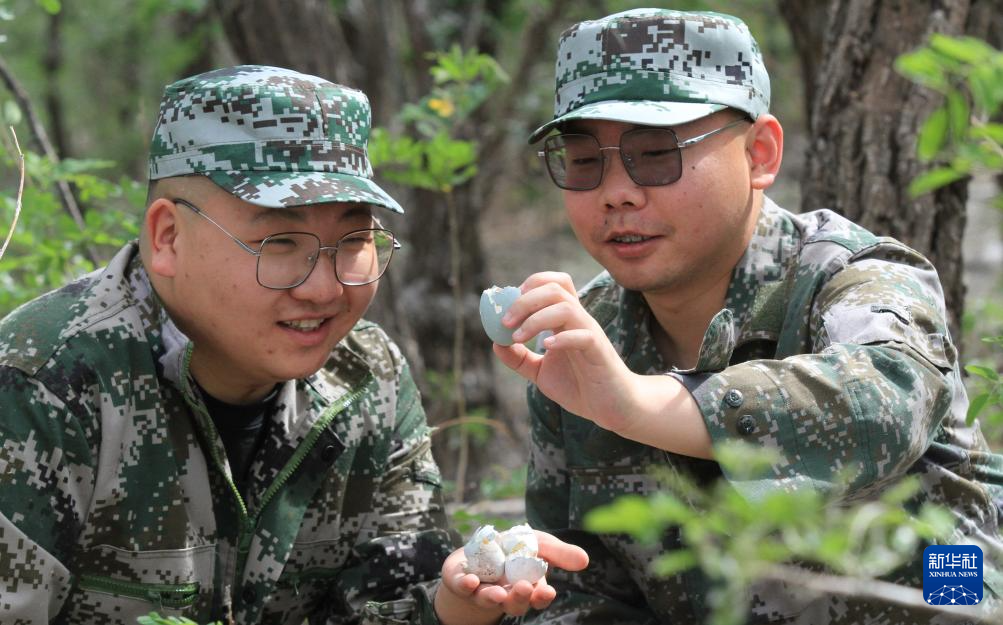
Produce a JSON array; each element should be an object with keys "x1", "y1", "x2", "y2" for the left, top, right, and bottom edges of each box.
[
  {"x1": 213, "y1": 0, "x2": 346, "y2": 83},
  {"x1": 776, "y1": 0, "x2": 829, "y2": 124},
  {"x1": 43, "y1": 9, "x2": 67, "y2": 159},
  {"x1": 780, "y1": 0, "x2": 986, "y2": 340}
]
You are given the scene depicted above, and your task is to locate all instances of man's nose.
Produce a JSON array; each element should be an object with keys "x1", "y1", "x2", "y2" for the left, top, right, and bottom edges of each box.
[
  {"x1": 290, "y1": 249, "x2": 344, "y2": 302},
  {"x1": 599, "y1": 147, "x2": 645, "y2": 209}
]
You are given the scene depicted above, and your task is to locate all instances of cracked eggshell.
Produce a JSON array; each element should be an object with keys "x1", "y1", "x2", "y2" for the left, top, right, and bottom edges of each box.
[
  {"x1": 479, "y1": 286, "x2": 521, "y2": 346},
  {"x1": 504, "y1": 555, "x2": 549, "y2": 585},
  {"x1": 463, "y1": 525, "x2": 506, "y2": 582},
  {"x1": 498, "y1": 524, "x2": 538, "y2": 558}
]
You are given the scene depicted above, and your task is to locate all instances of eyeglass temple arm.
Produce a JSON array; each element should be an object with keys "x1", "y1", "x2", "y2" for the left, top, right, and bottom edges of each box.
[
  {"x1": 676, "y1": 118, "x2": 749, "y2": 149},
  {"x1": 172, "y1": 198, "x2": 261, "y2": 257},
  {"x1": 537, "y1": 117, "x2": 748, "y2": 155},
  {"x1": 372, "y1": 216, "x2": 402, "y2": 250}
]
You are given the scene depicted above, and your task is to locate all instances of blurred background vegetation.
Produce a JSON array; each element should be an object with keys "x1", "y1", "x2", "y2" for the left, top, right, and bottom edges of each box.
[{"x1": 3, "y1": 1, "x2": 1003, "y2": 622}]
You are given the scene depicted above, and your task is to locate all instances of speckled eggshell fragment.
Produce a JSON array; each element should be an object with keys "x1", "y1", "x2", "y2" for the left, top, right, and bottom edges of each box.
[
  {"x1": 504, "y1": 555, "x2": 549, "y2": 585},
  {"x1": 463, "y1": 523, "x2": 550, "y2": 586},
  {"x1": 479, "y1": 285, "x2": 521, "y2": 346},
  {"x1": 462, "y1": 524, "x2": 505, "y2": 582},
  {"x1": 498, "y1": 523, "x2": 538, "y2": 558}
]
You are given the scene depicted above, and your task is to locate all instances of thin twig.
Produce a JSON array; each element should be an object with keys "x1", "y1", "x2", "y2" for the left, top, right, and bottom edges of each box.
[
  {"x1": 0, "y1": 126, "x2": 25, "y2": 263},
  {"x1": 446, "y1": 190, "x2": 470, "y2": 505},
  {"x1": 761, "y1": 563, "x2": 998, "y2": 622},
  {"x1": 432, "y1": 415, "x2": 515, "y2": 442},
  {"x1": 971, "y1": 117, "x2": 1003, "y2": 161},
  {"x1": 0, "y1": 54, "x2": 97, "y2": 265}
]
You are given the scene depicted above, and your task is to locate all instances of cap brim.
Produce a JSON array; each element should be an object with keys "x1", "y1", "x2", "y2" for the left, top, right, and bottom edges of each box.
[
  {"x1": 528, "y1": 101, "x2": 727, "y2": 143},
  {"x1": 206, "y1": 170, "x2": 403, "y2": 214}
]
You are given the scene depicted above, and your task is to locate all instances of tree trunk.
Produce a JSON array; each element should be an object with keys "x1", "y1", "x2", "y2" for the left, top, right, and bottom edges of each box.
[
  {"x1": 43, "y1": 9, "x2": 67, "y2": 159},
  {"x1": 213, "y1": 0, "x2": 346, "y2": 84},
  {"x1": 779, "y1": 0, "x2": 991, "y2": 340}
]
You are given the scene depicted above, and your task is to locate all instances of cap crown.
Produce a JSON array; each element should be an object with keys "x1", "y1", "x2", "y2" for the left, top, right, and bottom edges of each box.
[
  {"x1": 149, "y1": 65, "x2": 374, "y2": 181},
  {"x1": 553, "y1": 9, "x2": 770, "y2": 121}
]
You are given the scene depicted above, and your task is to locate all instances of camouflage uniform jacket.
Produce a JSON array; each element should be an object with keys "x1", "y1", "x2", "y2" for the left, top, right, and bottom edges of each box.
[
  {"x1": 0, "y1": 242, "x2": 456, "y2": 625},
  {"x1": 524, "y1": 199, "x2": 1003, "y2": 624}
]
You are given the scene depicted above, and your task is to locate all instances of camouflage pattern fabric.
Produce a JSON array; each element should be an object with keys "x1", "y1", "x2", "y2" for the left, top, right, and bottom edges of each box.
[
  {"x1": 523, "y1": 198, "x2": 1003, "y2": 624},
  {"x1": 529, "y1": 9, "x2": 770, "y2": 142},
  {"x1": 149, "y1": 65, "x2": 403, "y2": 213},
  {"x1": 0, "y1": 242, "x2": 456, "y2": 624}
]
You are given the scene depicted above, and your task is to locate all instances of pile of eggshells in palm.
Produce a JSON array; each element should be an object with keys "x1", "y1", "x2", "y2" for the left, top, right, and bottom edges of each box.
[{"x1": 463, "y1": 524, "x2": 549, "y2": 584}]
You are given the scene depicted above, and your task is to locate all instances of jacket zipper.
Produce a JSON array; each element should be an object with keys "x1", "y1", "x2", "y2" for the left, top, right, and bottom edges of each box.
[
  {"x1": 232, "y1": 377, "x2": 371, "y2": 597},
  {"x1": 180, "y1": 343, "x2": 372, "y2": 609},
  {"x1": 78, "y1": 573, "x2": 199, "y2": 610}
]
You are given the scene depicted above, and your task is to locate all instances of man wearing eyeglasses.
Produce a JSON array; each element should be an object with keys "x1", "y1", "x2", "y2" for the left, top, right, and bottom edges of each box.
[
  {"x1": 493, "y1": 9, "x2": 1003, "y2": 624},
  {"x1": 0, "y1": 65, "x2": 586, "y2": 625}
]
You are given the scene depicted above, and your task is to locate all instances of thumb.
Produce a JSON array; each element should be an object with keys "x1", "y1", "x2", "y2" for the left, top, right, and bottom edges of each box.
[
  {"x1": 492, "y1": 343, "x2": 542, "y2": 381},
  {"x1": 535, "y1": 531, "x2": 589, "y2": 572}
]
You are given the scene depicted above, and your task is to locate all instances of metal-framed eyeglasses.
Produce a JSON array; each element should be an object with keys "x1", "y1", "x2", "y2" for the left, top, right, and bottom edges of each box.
[
  {"x1": 538, "y1": 118, "x2": 749, "y2": 191},
  {"x1": 173, "y1": 198, "x2": 400, "y2": 290}
]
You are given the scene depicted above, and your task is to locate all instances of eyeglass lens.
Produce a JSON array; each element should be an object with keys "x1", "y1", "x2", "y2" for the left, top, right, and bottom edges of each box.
[
  {"x1": 257, "y1": 229, "x2": 395, "y2": 289},
  {"x1": 543, "y1": 128, "x2": 683, "y2": 190}
]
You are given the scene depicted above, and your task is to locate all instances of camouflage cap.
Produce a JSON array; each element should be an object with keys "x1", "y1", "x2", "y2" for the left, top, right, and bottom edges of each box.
[
  {"x1": 529, "y1": 9, "x2": 770, "y2": 143},
  {"x1": 149, "y1": 65, "x2": 402, "y2": 213}
]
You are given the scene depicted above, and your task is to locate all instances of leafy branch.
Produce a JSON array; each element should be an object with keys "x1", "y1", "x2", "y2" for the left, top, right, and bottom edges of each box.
[
  {"x1": 895, "y1": 34, "x2": 1003, "y2": 202},
  {"x1": 583, "y1": 442, "x2": 987, "y2": 625},
  {"x1": 896, "y1": 34, "x2": 1003, "y2": 426},
  {"x1": 370, "y1": 45, "x2": 508, "y2": 504}
]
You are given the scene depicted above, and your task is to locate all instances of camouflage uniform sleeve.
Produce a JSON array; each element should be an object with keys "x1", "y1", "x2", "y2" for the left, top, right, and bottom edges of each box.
[
  {"x1": 350, "y1": 361, "x2": 460, "y2": 625},
  {"x1": 0, "y1": 366, "x2": 96, "y2": 621},
  {"x1": 686, "y1": 251, "x2": 957, "y2": 501}
]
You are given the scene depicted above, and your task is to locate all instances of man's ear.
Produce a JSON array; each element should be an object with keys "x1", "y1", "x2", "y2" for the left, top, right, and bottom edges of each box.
[
  {"x1": 746, "y1": 113, "x2": 783, "y2": 190},
  {"x1": 145, "y1": 198, "x2": 181, "y2": 278}
]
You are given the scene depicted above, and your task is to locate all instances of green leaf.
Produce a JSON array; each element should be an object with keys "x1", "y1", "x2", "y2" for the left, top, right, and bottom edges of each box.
[
  {"x1": 946, "y1": 91, "x2": 969, "y2": 140},
  {"x1": 965, "y1": 364, "x2": 1000, "y2": 381},
  {"x1": 967, "y1": 392, "x2": 992, "y2": 425},
  {"x1": 652, "y1": 549, "x2": 698, "y2": 576},
  {"x1": 584, "y1": 495, "x2": 662, "y2": 541},
  {"x1": 36, "y1": 0, "x2": 61, "y2": 14},
  {"x1": 929, "y1": 34, "x2": 994, "y2": 65},
  {"x1": 907, "y1": 167, "x2": 967, "y2": 197},
  {"x1": 972, "y1": 122, "x2": 1003, "y2": 144},
  {"x1": 647, "y1": 493, "x2": 697, "y2": 524},
  {"x1": 894, "y1": 49, "x2": 947, "y2": 90},
  {"x1": 967, "y1": 65, "x2": 1001, "y2": 113},
  {"x1": 917, "y1": 107, "x2": 948, "y2": 161}
]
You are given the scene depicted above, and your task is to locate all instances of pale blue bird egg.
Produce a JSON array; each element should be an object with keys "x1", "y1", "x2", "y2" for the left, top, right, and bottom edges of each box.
[{"x1": 479, "y1": 286, "x2": 521, "y2": 346}]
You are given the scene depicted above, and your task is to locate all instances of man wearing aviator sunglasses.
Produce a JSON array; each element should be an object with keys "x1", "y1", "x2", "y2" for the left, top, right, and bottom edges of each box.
[
  {"x1": 0, "y1": 66, "x2": 586, "y2": 625},
  {"x1": 494, "y1": 8, "x2": 1003, "y2": 625}
]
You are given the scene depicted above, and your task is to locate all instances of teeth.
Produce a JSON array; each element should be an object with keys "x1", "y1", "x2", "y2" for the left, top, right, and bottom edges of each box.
[
  {"x1": 613, "y1": 234, "x2": 649, "y2": 243},
  {"x1": 282, "y1": 319, "x2": 324, "y2": 331}
]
